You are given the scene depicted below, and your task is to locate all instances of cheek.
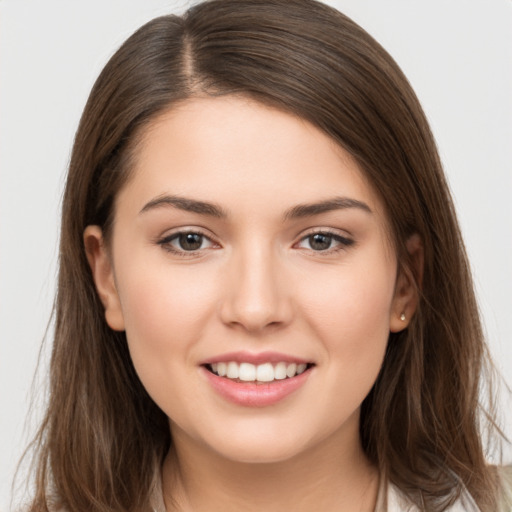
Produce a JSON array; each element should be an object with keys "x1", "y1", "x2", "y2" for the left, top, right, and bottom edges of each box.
[
  {"x1": 113, "y1": 255, "x2": 220, "y2": 379},
  {"x1": 298, "y1": 252, "x2": 396, "y2": 379},
  {"x1": 300, "y1": 264, "x2": 394, "y2": 424},
  {"x1": 302, "y1": 255, "x2": 395, "y2": 332}
]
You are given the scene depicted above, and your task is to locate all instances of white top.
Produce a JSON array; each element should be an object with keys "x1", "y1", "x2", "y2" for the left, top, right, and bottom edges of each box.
[
  {"x1": 150, "y1": 477, "x2": 480, "y2": 512},
  {"x1": 383, "y1": 483, "x2": 480, "y2": 511}
]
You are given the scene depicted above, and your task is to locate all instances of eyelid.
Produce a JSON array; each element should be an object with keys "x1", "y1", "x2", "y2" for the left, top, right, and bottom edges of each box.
[
  {"x1": 154, "y1": 226, "x2": 354, "y2": 257},
  {"x1": 294, "y1": 228, "x2": 355, "y2": 253},
  {"x1": 156, "y1": 227, "x2": 221, "y2": 256}
]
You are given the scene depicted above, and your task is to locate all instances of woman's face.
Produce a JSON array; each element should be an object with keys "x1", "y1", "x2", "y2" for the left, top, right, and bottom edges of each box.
[{"x1": 86, "y1": 96, "x2": 414, "y2": 464}]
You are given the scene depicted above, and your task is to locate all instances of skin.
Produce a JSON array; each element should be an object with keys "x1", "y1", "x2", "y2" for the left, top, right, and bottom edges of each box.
[{"x1": 85, "y1": 96, "x2": 419, "y2": 511}]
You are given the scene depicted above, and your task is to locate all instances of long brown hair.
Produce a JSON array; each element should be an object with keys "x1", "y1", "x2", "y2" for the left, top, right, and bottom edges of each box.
[{"x1": 23, "y1": 0, "x2": 506, "y2": 510}]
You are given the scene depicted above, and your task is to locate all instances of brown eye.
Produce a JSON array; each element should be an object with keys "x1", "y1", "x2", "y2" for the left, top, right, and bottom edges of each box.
[
  {"x1": 158, "y1": 231, "x2": 216, "y2": 254},
  {"x1": 296, "y1": 231, "x2": 354, "y2": 252},
  {"x1": 309, "y1": 233, "x2": 333, "y2": 251},
  {"x1": 178, "y1": 233, "x2": 204, "y2": 251}
]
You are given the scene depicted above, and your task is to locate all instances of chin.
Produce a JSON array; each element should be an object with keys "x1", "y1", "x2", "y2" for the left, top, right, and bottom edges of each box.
[
  {"x1": 199, "y1": 420, "x2": 316, "y2": 465},
  {"x1": 214, "y1": 439, "x2": 307, "y2": 465}
]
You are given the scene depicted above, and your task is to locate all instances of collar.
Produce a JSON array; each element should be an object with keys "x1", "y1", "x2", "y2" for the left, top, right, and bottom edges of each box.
[{"x1": 150, "y1": 470, "x2": 480, "y2": 512}]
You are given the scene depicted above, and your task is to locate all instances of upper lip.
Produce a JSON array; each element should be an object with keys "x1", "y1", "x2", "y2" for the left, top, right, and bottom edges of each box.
[{"x1": 200, "y1": 351, "x2": 312, "y2": 366}]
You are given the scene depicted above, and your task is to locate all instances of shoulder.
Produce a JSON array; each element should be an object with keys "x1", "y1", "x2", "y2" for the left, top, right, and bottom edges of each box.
[
  {"x1": 497, "y1": 464, "x2": 512, "y2": 510},
  {"x1": 385, "y1": 482, "x2": 481, "y2": 512},
  {"x1": 385, "y1": 469, "x2": 512, "y2": 511}
]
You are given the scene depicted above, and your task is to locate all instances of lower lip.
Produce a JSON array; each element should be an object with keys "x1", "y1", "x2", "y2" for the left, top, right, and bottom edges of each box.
[{"x1": 202, "y1": 366, "x2": 312, "y2": 407}]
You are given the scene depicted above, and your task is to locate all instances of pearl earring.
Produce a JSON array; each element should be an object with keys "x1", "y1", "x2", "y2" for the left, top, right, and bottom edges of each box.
[{"x1": 400, "y1": 313, "x2": 406, "y2": 321}]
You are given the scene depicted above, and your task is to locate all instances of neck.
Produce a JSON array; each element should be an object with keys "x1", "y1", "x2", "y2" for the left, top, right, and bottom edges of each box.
[{"x1": 161, "y1": 417, "x2": 379, "y2": 512}]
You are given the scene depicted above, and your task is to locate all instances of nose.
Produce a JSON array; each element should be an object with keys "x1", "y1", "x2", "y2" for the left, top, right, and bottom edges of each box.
[{"x1": 219, "y1": 244, "x2": 294, "y2": 334}]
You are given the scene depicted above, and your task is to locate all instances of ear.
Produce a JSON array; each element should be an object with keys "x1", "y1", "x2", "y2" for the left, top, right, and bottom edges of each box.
[
  {"x1": 83, "y1": 225, "x2": 125, "y2": 331},
  {"x1": 389, "y1": 234, "x2": 423, "y2": 333}
]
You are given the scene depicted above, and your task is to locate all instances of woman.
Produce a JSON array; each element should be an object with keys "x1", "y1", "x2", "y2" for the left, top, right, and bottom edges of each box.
[{"x1": 22, "y1": 0, "x2": 510, "y2": 510}]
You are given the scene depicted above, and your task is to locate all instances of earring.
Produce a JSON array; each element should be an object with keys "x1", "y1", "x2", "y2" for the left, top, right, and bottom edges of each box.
[{"x1": 400, "y1": 313, "x2": 406, "y2": 321}]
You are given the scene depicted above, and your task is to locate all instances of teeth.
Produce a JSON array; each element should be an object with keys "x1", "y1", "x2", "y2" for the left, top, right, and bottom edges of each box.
[
  {"x1": 226, "y1": 362, "x2": 239, "y2": 379},
  {"x1": 256, "y1": 362, "x2": 274, "y2": 382},
  {"x1": 217, "y1": 362, "x2": 227, "y2": 377},
  {"x1": 209, "y1": 361, "x2": 309, "y2": 382},
  {"x1": 239, "y1": 363, "x2": 256, "y2": 381},
  {"x1": 274, "y1": 362, "x2": 287, "y2": 380},
  {"x1": 286, "y1": 363, "x2": 297, "y2": 378}
]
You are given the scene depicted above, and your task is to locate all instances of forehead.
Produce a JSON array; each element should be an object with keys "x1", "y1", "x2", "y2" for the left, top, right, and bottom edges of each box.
[{"x1": 118, "y1": 95, "x2": 388, "y2": 226}]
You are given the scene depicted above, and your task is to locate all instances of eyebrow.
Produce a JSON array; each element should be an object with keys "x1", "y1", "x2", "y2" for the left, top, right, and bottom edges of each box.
[
  {"x1": 283, "y1": 197, "x2": 372, "y2": 219},
  {"x1": 139, "y1": 194, "x2": 371, "y2": 219},
  {"x1": 140, "y1": 194, "x2": 228, "y2": 218}
]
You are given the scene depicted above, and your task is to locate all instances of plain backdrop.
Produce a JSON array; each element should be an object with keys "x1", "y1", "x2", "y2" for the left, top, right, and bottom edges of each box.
[{"x1": 1, "y1": 0, "x2": 511, "y2": 509}]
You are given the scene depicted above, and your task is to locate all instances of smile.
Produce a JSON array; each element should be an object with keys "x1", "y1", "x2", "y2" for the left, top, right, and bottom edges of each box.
[
  {"x1": 202, "y1": 354, "x2": 314, "y2": 407},
  {"x1": 208, "y1": 361, "x2": 309, "y2": 383}
]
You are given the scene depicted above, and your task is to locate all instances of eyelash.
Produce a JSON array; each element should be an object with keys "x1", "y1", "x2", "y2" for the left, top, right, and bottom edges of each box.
[
  {"x1": 294, "y1": 229, "x2": 355, "y2": 255},
  {"x1": 157, "y1": 229, "x2": 354, "y2": 257},
  {"x1": 157, "y1": 230, "x2": 218, "y2": 257}
]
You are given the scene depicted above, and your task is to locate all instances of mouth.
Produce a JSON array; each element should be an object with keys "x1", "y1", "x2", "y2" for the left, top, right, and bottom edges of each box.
[
  {"x1": 201, "y1": 352, "x2": 315, "y2": 406},
  {"x1": 205, "y1": 361, "x2": 314, "y2": 384}
]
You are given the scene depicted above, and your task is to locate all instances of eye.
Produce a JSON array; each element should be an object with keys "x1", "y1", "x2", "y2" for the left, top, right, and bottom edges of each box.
[
  {"x1": 158, "y1": 231, "x2": 216, "y2": 254},
  {"x1": 296, "y1": 231, "x2": 354, "y2": 252}
]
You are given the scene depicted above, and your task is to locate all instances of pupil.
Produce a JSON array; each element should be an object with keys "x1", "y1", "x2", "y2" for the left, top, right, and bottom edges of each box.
[
  {"x1": 310, "y1": 233, "x2": 331, "y2": 250},
  {"x1": 179, "y1": 233, "x2": 202, "y2": 250}
]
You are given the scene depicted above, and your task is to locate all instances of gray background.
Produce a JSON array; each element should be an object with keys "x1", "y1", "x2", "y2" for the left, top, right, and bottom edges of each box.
[{"x1": 1, "y1": 0, "x2": 511, "y2": 509}]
